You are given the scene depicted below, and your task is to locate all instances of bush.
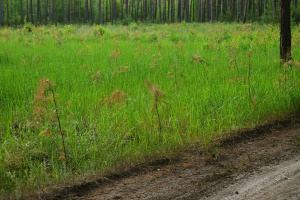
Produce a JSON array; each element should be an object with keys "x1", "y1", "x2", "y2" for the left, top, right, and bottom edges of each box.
[
  {"x1": 293, "y1": 9, "x2": 300, "y2": 25},
  {"x1": 94, "y1": 25, "x2": 107, "y2": 37},
  {"x1": 121, "y1": 17, "x2": 133, "y2": 26},
  {"x1": 23, "y1": 23, "x2": 33, "y2": 33}
]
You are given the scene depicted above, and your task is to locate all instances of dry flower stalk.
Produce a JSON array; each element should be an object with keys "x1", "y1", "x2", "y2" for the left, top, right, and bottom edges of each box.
[{"x1": 145, "y1": 80, "x2": 165, "y2": 133}]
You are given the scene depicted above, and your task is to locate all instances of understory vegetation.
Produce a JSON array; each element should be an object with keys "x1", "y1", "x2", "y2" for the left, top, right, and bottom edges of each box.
[{"x1": 1, "y1": 23, "x2": 300, "y2": 198}]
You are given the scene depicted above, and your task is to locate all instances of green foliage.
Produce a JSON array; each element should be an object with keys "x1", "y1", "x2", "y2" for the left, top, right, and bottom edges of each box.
[
  {"x1": 1, "y1": 24, "x2": 300, "y2": 198},
  {"x1": 293, "y1": 8, "x2": 300, "y2": 25},
  {"x1": 121, "y1": 17, "x2": 134, "y2": 26},
  {"x1": 23, "y1": 23, "x2": 34, "y2": 33},
  {"x1": 94, "y1": 25, "x2": 107, "y2": 36}
]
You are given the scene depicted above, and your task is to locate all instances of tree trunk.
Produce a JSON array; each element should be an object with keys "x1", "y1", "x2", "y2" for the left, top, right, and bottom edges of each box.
[
  {"x1": 30, "y1": 0, "x2": 33, "y2": 23},
  {"x1": 280, "y1": 0, "x2": 292, "y2": 61},
  {"x1": 37, "y1": 0, "x2": 41, "y2": 23},
  {"x1": 20, "y1": 0, "x2": 24, "y2": 24},
  {"x1": 85, "y1": 0, "x2": 89, "y2": 22},
  {"x1": 125, "y1": 0, "x2": 129, "y2": 16},
  {"x1": 51, "y1": 0, "x2": 56, "y2": 24},
  {"x1": 45, "y1": 0, "x2": 49, "y2": 23},
  {"x1": 0, "y1": 0, "x2": 4, "y2": 26},
  {"x1": 273, "y1": 0, "x2": 276, "y2": 21},
  {"x1": 242, "y1": 0, "x2": 248, "y2": 23},
  {"x1": 90, "y1": 0, "x2": 94, "y2": 23},
  {"x1": 98, "y1": 0, "x2": 102, "y2": 23},
  {"x1": 210, "y1": 0, "x2": 213, "y2": 22},
  {"x1": 67, "y1": 0, "x2": 71, "y2": 23},
  {"x1": 178, "y1": 0, "x2": 181, "y2": 22}
]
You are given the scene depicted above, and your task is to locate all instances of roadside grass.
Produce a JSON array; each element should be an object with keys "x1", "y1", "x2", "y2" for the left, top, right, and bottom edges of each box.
[{"x1": 1, "y1": 23, "x2": 300, "y2": 198}]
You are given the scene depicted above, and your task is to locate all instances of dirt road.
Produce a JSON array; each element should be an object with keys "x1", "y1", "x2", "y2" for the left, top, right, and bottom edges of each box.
[
  {"x1": 207, "y1": 156, "x2": 300, "y2": 200},
  {"x1": 41, "y1": 120, "x2": 300, "y2": 200}
]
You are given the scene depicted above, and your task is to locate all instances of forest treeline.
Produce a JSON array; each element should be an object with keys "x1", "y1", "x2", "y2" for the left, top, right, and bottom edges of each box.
[{"x1": 0, "y1": 0, "x2": 299, "y2": 26}]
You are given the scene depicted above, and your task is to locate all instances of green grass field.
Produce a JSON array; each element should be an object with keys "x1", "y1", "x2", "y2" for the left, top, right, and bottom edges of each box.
[{"x1": 1, "y1": 23, "x2": 300, "y2": 198}]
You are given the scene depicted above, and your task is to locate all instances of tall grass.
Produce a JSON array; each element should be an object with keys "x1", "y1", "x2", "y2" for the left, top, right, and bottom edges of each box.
[{"x1": 1, "y1": 23, "x2": 300, "y2": 198}]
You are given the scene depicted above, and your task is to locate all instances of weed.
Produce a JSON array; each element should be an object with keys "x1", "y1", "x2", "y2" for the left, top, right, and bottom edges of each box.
[
  {"x1": 103, "y1": 89, "x2": 127, "y2": 107},
  {"x1": 145, "y1": 80, "x2": 165, "y2": 133},
  {"x1": 48, "y1": 82, "x2": 68, "y2": 166}
]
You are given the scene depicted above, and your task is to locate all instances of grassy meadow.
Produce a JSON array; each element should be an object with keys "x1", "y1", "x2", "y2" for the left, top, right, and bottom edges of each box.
[{"x1": 1, "y1": 23, "x2": 300, "y2": 198}]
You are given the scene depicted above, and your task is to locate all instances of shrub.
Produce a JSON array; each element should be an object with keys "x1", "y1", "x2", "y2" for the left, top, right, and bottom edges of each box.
[{"x1": 94, "y1": 25, "x2": 107, "y2": 37}]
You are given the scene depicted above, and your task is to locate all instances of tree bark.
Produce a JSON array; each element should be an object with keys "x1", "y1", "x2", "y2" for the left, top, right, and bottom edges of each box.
[
  {"x1": 30, "y1": 0, "x2": 33, "y2": 23},
  {"x1": 280, "y1": 0, "x2": 292, "y2": 61},
  {"x1": 0, "y1": 0, "x2": 4, "y2": 26},
  {"x1": 273, "y1": 0, "x2": 276, "y2": 21},
  {"x1": 98, "y1": 0, "x2": 102, "y2": 23},
  {"x1": 90, "y1": 0, "x2": 94, "y2": 23},
  {"x1": 242, "y1": 0, "x2": 248, "y2": 23},
  {"x1": 37, "y1": 0, "x2": 41, "y2": 23},
  {"x1": 85, "y1": 0, "x2": 89, "y2": 22},
  {"x1": 20, "y1": 0, "x2": 24, "y2": 24}
]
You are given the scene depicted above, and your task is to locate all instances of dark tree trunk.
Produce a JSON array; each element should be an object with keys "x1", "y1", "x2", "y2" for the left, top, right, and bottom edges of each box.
[
  {"x1": 20, "y1": 0, "x2": 24, "y2": 24},
  {"x1": 26, "y1": 0, "x2": 29, "y2": 22},
  {"x1": 45, "y1": 0, "x2": 49, "y2": 23},
  {"x1": 171, "y1": 0, "x2": 175, "y2": 22},
  {"x1": 273, "y1": 0, "x2": 277, "y2": 20},
  {"x1": 163, "y1": 0, "x2": 166, "y2": 22},
  {"x1": 63, "y1": 0, "x2": 67, "y2": 23},
  {"x1": 98, "y1": 0, "x2": 102, "y2": 23},
  {"x1": 186, "y1": 0, "x2": 190, "y2": 22},
  {"x1": 67, "y1": 0, "x2": 71, "y2": 23},
  {"x1": 125, "y1": 0, "x2": 129, "y2": 16},
  {"x1": 280, "y1": 0, "x2": 292, "y2": 61},
  {"x1": 105, "y1": 0, "x2": 108, "y2": 22},
  {"x1": 243, "y1": 0, "x2": 249, "y2": 23},
  {"x1": 30, "y1": 0, "x2": 33, "y2": 23},
  {"x1": 51, "y1": 0, "x2": 56, "y2": 24},
  {"x1": 37, "y1": 0, "x2": 41, "y2": 23},
  {"x1": 111, "y1": 0, "x2": 117, "y2": 23},
  {"x1": 90, "y1": 0, "x2": 94, "y2": 23},
  {"x1": 85, "y1": 0, "x2": 89, "y2": 22},
  {"x1": 0, "y1": 0, "x2": 4, "y2": 26},
  {"x1": 178, "y1": 0, "x2": 182, "y2": 22}
]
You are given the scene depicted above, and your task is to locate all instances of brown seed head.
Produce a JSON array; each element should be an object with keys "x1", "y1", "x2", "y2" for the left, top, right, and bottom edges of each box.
[
  {"x1": 103, "y1": 89, "x2": 127, "y2": 107},
  {"x1": 33, "y1": 79, "x2": 51, "y2": 124}
]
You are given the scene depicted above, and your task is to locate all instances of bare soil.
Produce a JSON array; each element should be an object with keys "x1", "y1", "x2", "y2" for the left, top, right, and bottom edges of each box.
[{"x1": 34, "y1": 118, "x2": 300, "y2": 200}]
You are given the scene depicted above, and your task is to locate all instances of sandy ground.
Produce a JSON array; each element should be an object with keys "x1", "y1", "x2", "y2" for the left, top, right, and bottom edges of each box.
[
  {"x1": 207, "y1": 156, "x2": 300, "y2": 200},
  {"x1": 35, "y1": 119, "x2": 300, "y2": 200}
]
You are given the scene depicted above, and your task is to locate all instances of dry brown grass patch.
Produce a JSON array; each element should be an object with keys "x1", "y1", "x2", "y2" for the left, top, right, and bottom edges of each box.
[{"x1": 102, "y1": 89, "x2": 128, "y2": 107}]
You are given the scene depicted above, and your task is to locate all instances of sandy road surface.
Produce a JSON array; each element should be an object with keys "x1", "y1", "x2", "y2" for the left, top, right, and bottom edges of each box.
[
  {"x1": 207, "y1": 156, "x2": 300, "y2": 200},
  {"x1": 37, "y1": 120, "x2": 300, "y2": 200}
]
